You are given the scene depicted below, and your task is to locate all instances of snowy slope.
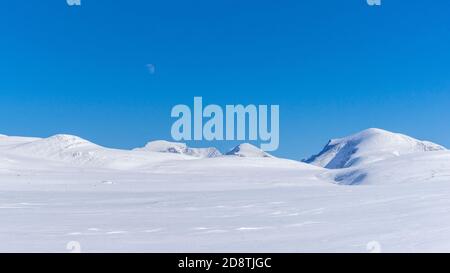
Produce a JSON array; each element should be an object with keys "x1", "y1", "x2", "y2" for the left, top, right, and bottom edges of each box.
[
  {"x1": 326, "y1": 149, "x2": 450, "y2": 185},
  {"x1": 226, "y1": 143, "x2": 273, "y2": 158},
  {"x1": 304, "y1": 128, "x2": 445, "y2": 169},
  {"x1": 135, "y1": 140, "x2": 222, "y2": 158},
  {"x1": 0, "y1": 134, "x2": 40, "y2": 147}
]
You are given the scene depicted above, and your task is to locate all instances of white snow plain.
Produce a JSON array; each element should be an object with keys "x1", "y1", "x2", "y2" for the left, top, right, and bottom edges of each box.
[{"x1": 1, "y1": 129, "x2": 450, "y2": 253}]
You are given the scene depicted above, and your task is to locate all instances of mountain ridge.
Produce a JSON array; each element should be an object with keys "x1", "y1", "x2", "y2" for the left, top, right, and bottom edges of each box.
[{"x1": 134, "y1": 140, "x2": 222, "y2": 158}]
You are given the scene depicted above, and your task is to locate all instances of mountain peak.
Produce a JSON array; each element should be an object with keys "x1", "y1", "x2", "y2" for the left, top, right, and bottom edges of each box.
[
  {"x1": 18, "y1": 134, "x2": 96, "y2": 149},
  {"x1": 138, "y1": 140, "x2": 187, "y2": 154},
  {"x1": 305, "y1": 128, "x2": 445, "y2": 169},
  {"x1": 135, "y1": 140, "x2": 222, "y2": 158},
  {"x1": 226, "y1": 143, "x2": 272, "y2": 158},
  {"x1": 328, "y1": 128, "x2": 395, "y2": 145},
  {"x1": 46, "y1": 134, "x2": 92, "y2": 144}
]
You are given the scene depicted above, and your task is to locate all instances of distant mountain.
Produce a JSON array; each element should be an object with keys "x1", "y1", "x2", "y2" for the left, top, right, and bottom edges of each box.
[
  {"x1": 304, "y1": 128, "x2": 445, "y2": 169},
  {"x1": 10, "y1": 134, "x2": 100, "y2": 158},
  {"x1": 1, "y1": 128, "x2": 446, "y2": 175},
  {"x1": 226, "y1": 143, "x2": 273, "y2": 158},
  {"x1": 134, "y1": 140, "x2": 222, "y2": 158},
  {"x1": 5, "y1": 135, "x2": 191, "y2": 169}
]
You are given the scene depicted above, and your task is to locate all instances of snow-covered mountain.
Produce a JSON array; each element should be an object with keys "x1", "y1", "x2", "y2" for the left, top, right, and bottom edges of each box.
[
  {"x1": 226, "y1": 143, "x2": 273, "y2": 158},
  {"x1": 304, "y1": 128, "x2": 445, "y2": 169},
  {"x1": 134, "y1": 140, "x2": 222, "y2": 158},
  {"x1": 1, "y1": 134, "x2": 194, "y2": 169},
  {"x1": 10, "y1": 134, "x2": 100, "y2": 158},
  {"x1": 2, "y1": 129, "x2": 450, "y2": 252}
]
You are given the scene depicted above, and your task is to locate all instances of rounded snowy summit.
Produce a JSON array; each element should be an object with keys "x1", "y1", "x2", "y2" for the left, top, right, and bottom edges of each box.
[
  {"x1": 304, "y1": 128, "x2": 445, "y2": 169},
  {"x1": 135, "y1": 140, "x2": 222, "y2": 158},
  {"x1": 226, "y1": 143, "x2": 272, "y2": 158}
]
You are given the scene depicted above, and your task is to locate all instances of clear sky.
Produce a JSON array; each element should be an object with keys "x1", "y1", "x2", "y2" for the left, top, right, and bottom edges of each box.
[{"x1": 1, "y1": 0, "x2": 450, "y2": 160}]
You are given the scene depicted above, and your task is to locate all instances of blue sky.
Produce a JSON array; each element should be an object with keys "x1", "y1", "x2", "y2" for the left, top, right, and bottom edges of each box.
[{"x1": 1, "y1": 0, "x2": 450, "y2": 159}]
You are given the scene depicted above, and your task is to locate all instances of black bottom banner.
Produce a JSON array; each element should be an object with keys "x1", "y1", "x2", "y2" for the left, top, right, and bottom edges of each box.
[{"x1": 0, "y1": 253, "x2": 442, "y2": 272}]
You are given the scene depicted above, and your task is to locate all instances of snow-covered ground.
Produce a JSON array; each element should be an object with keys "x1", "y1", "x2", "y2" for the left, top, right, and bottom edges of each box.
[{"x1": 1, "y1": 129, "x2": 450, "y2": 252}]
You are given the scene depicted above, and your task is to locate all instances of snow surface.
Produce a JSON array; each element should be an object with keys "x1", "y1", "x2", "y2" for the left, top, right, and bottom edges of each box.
[{"x1": 1, "y1": 129, "x2": 450, "y2": 252}]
